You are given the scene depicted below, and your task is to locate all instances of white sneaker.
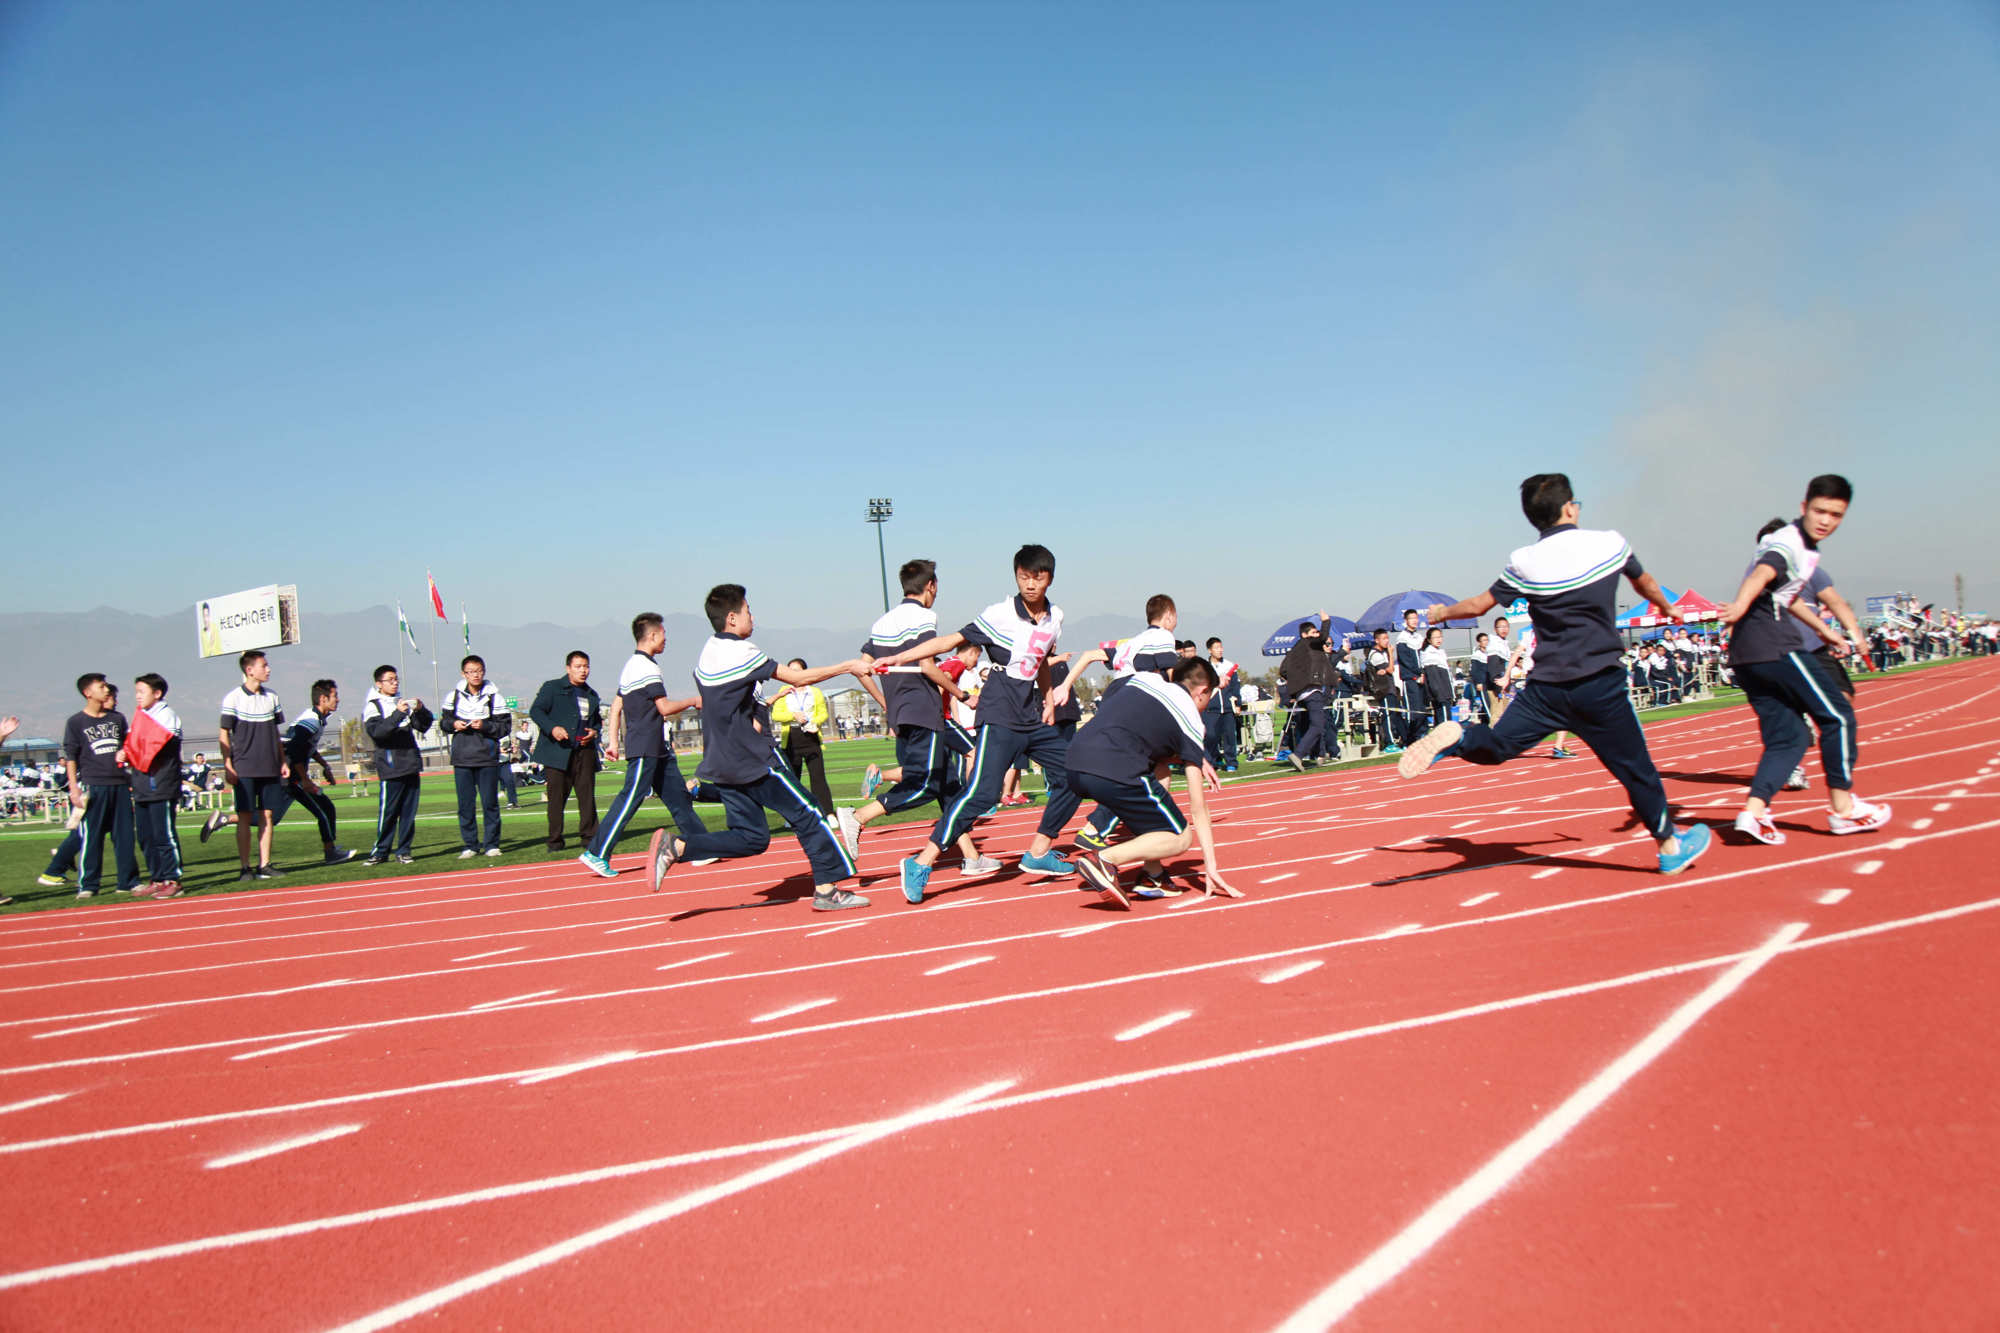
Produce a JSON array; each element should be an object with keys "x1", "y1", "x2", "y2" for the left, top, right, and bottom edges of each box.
[
  {"x1": 959, "y1": 855, "x2": 1002, "y2": 877},
  {"x1": 1829, "y1": 798, "x2": 1892, "y2": 835},
  {"x1": 1783, "y1": 766, "x2": 1811, "y2": 791},
  {"x1": 458, "y1": 849, "x2": 477, "y2": 860},
  {"x1": 1733, "y1": 810, "x2": 1785, "y2": 846},
  {"x1": 835, "y1": 807, "x2": 862, "y2": 861},
  {"x1": 1397, "y1": 720, "x2": 1462, "y2": 780},
  {"x1": 483, "y1": 848, "x2": 503, "y2": 857}
]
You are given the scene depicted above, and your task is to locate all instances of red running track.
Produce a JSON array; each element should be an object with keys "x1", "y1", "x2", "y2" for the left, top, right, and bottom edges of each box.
[{"x1": 1, "y1": 661, "x2": 1996, "y2": 1330}]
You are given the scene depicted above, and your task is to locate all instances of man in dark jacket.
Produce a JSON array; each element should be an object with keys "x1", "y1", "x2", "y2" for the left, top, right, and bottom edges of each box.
[
  {"x1": 362, "y1": 665, "x2": 434, "y2": 865},
  {"x1": 529, "y1": 650, "x2": 602, "y2": 851},
  {"x1": 1278, "y1": 614, "x2": 1336, "y2": 771},
  {"x1": 441, "y1": 654, "x2": 511, "y2": 859}
]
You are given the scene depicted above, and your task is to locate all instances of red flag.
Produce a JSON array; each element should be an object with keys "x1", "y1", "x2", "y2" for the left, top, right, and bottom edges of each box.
[
  {"x1": 122, "y1": 709, "x2": 172, "y2": 774},
  {"x1": 427, "y1": 572, "x2": 447, "y2": 620}
]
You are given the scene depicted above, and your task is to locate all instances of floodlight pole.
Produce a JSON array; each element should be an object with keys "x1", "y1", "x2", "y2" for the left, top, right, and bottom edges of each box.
[{"x1": 867, "y1": 497, "x2": 893, "y2": 612}]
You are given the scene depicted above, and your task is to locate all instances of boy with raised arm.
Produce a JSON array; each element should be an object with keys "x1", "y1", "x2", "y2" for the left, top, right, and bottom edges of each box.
[
  {"x1": 1395, "y1": 472, "x2": 1712, "y2": 875},
  {"x1": 645, "y1": 584, "x2": 871, "y2": 911},
  {"x1": 577, "y1": 613, "x2": 708, "y2": 878},
  {"x1": 1069, "y1": 657, "x2": 1241, "y2": 909},
  {"x1": 877, "y1": 543, "x2": 1080, "y2": 904},
  {"x1": 834, "y1": 559, "x2": 997, "y2": 876},
  {"x1": 1719, "y1": 475, "x2": 1890, "y2": 844}
]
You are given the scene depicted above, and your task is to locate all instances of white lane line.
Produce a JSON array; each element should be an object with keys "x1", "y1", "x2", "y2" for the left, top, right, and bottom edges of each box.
[
  {"x1": 0, "y1": 1093, "x2": 71, "y2": 1116},
  {"x1": 1378, "y1": 924, "x2": 1423, "y2": 938},
  {"x1": 805, "y1": 921, "x2": 870, "y2": 937},
  {"x1": 1330, "y1": 853, "x2": 1367, "y2": 865},
  {"x1": 1261, "y1": 873, "x2": 1299, "y2": 885},
  {"x1": 4, "y1": 896, "x2": 1990, "y2": 1292},
  {"x1": 231, "y1": 1034, "x2": 350, "y2": 1062},
  {"x1": 750, "y1": 999, "x2": 835, "y2": 1024},
  {"x1": 517, "y1": 1052, "x2": 640, "y2": 1086},
  {"x1": 451, "y1": 946, "x2": 525, "y2": 961},
  {"x1": 1450, "y1": 820, "x2": 1481, "y2": 830},
  {"x1": 1932, "y1": 803, "x2": 1953, "y2": 812},
  {"x1": 1816, "y1": 889, "x2": 1850, "y2": 905},
  {"x1": 206, "y1": 1124, "x2": 363, "y2": 1170},
  {"x1": 1266, "y1": 828, "x2": 1291, "y2": 837},
  {"x1": 466, "y1": 990, "x2": 561, "y2": 1012},
  {"x1": 324, "y1": 1079, "x2": 1012, "y2": 1333},
  {"x1": 931, "y1": 897, "x2": 987, "y2": 911},
  {"x1": 1853, "y1": 861, "x2": 1883, "y2": 876},
  {"x1": 31, "y1": 1017, "x2": 146, "y2": 1041},
  {"x1": 603, "y1": 920, "x2": 672, "y2": 936},
  {"x1": 1115, "y1": 1011, "x2": 1193, "y2": 1042},
  {"x1": 1530, "y1": 868, "x2": 1563, "y2": 880},
  {"x1": 1951, "y1": 788, "x2": 1969, "y2": 797},
  {"x1": 655, "y1": 951, "x2": 732, "y2": 973},
  {"x1": 1458, "y1": 892, "x2": 1498, "y2": 907},
  {"x1": 1267, "y1": 921, "x2": 1809, "y2": 1333},
  {"x1": 1261, "y1": 961, "x2": 1324, "y2": 985},
  {"x1": 924, "y1": 956, "x2": 995, "y2": 976},
  {"x1": 1060, "y1": 923, "x2": 1116, "y2": 938},
  {"x1": 1912, "y1": 818, "x2": 1934, "y2": 830}
]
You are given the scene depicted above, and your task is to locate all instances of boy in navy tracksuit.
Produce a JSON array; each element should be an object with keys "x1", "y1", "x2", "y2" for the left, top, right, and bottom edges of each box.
[
  {"x1": 577, "y1": 613, "x2": 708, "y2": 878},
  {"x1": 61, "y1": 673, "x2": 138, "y2": 897},
  {"x1": 1395, "y1": 472, "x2": 1712, "y2": 875},
  {"x1": 646, "y1": 584, "x2": 869, "y2": 911},
  {"x1": 127, "y1": 672, "x2": 185, "y2": 897},
  {"x1": 1069, "y1": 658, "x2": 1241, "y2": 908},
  {"x1": 362, "y1": 665, "x2": 433, "y2": 864},
  {"x1": 877, "y1": 544, "x2": 1083, "y2": 904},
  {"x1": 441, "y1": 655, "x2": 511, "y2": 857},
  {"x1": 1060, "y1": 594, "x2": 1182, "y2": 850},
  {"x1": 281, "y1": 679, "x2": 355, "y2": 864}
]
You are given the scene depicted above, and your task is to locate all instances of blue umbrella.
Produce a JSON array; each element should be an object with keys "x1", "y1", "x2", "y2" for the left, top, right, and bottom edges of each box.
[
  {"x1": 1353, "y1": 589, "x2": 1476, "y2": 632},
  {"x1": 1260, "y1": 614, "x2": 1358, "y2": 657}
]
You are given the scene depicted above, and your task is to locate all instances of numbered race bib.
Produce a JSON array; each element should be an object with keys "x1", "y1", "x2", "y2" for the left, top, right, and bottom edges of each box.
[{"x1": 1007, "y1": 625, "x2": 1059, "y2": 682}]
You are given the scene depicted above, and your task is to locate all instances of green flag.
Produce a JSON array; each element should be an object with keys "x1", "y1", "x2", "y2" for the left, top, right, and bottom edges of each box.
[
  {"x1": 396, "y1": 600, "x2": 419, "y2": 651},
  {"x1": 461, "y1": 603, "x2": 471, "y2": 650}
]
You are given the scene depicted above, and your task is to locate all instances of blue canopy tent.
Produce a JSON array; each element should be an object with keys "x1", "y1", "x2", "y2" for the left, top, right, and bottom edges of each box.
[
  {"x1": 1353, "y1": 590, "x2": 1477, "y2": 632},
  {"x1": 1261, "y1": 614, "x2": 1359, "y2": 657}
]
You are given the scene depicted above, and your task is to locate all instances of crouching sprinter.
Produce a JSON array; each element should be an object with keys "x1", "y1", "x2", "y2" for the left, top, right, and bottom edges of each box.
[{"x1": 1067, "y1": 657, "x2": 1242, "y2": 909}]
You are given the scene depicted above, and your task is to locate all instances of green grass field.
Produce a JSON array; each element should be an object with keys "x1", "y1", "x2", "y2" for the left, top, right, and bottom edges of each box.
[{"x1": 2, "y1": 655, "x2": 1969, "y2": 915}]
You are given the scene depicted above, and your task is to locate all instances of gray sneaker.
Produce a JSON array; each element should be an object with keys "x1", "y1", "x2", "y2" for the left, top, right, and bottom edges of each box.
[
  {"x1": 835, "y1": 807, "x2": 863, "y2": 861},
  {"x1": 811, "y1": 888, "x2": 871, "y2": 911},
  {"x1": 959, "y1": 855, "x2": 1003, "y2": 878},
  {"x1": 395, "y1": 854, "x2": 416, "y2": 865}
]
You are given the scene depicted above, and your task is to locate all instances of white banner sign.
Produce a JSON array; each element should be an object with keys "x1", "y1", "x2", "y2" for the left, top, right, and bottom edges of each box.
[{"x1": 196, "y1": 584, "x2": 300, "y2": 659}]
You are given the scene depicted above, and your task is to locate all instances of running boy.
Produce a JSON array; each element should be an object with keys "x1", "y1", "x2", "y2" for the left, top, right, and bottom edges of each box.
[
  {"x1": 835, "y1": 559, "x2": 997, "y2": 876},
  {"x1": 1396, "y1": 473, "x2": 1712, "y2": 874},
  {"x1": 1719, "y1": 475, "x2": 1889, "y2": 844},
  {"x1": 645, "y1": 585, "x2": 869, "y2": 911},
  {"x1": 281, "y1": 679, "x2": 356, "y2": 865},
  {"x1": 877, "y1": 544, "x2": 1080, "y2": 903},
  {"x1": 1070, "y1": 658, "x2": 1241, "y2": 908},
  {"x1": 577, "y1": 613, "x2": 708, "y2": 878}
]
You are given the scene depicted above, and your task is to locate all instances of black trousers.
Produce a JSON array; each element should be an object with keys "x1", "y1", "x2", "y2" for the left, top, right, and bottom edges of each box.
[
  {"x1": 783, "y1": 732, "x2": 835, "y2": 813},
  {"x1": 544, "y1": 751, "x2": 600, "y2": 848}
]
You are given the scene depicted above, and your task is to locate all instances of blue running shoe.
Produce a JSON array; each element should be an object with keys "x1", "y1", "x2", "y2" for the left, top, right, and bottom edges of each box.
[
  {"x1": 861, "y1": 764, "x2": 882, "y2": 799},
  {"x1": 578, "y1": 850, "x2": 617, "y2": 879},
  {"x1": 899, "y1": 857, "x2": 931, "y2": 904},
  {"x1": 1274, "y1": 749, "x2": 1292, "y2": 763},
  {"x1": 1019, "y1": 849, "x2": 1076, "y2": 878},
  {"x1": 1657, "y1": 823, "x2": 1712, "y2": 876}
]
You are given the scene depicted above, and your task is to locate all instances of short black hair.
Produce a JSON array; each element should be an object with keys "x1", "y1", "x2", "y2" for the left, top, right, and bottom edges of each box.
[
  {"x1": 1805, "y1": 473, "x2": 1853, "y2": 504},
  {"x1": 1013, "y1": 544, "x2": 1055, "y2": 576},
  {"x1": 1476, "y1": 632, "x2": 1489, "y2": 644},
  {"x1": 1373, "y1": 628, "x2": 1390, "y2": 640},
  {"x1": 566, "y1": 650, "x2": 589, "y2": 666},
  {"x1": 1756, "y1": 516, "x2": 1788, "y2": 541},
  {"x1": 898, "y1": 558, "x2": 937, "y2": 597},
  {"x1": 1520, "y1": 473, "x2": 1574, "y2": 530},
  {"x1": 239, "y1": 649, "x2": 267, "y2": 673},
  {"x1": 704, "y1": 584, "x2": 747, "y2": 633},
  {"x1": 373, "y1": 664, "x2": 397, "y2": 683},
  {"x1": 787, "y1": 658, "x2": 807, "y2": 670},
  {"x1": 1299, "y1": 620, "x2": 1321, "y2": 636},
  {"x1": 306, "y1": 678, "x2": 335, "y2": 706},
  {"x1": 460, "y1": 654, "x2": 484, "y2": 671},
  {"x1": 1145, "y1": 593, "x2": 1175, "y2": 624},
  {"x1": 1205, "y1": 637, "x2": 1221, "y2": 649},
  {"x1": 1404, "y1": 608, "x2": 1421, "y2": 621},
  {"x1": 134, "y1": 672, "x2": 168, "y2": 696},
  {"x1": 76, "y1": 672, "x2": 107, "y2": 696},
  {"x1": 1494, "y1": 615, "x2": 1509, "y2": 626},
  {"x1": 1171, "y1": 657, "x2": 1219, "y2": 690},
  {"x1": 632, "y1": 612, "x2": 664, "y2": 643}
]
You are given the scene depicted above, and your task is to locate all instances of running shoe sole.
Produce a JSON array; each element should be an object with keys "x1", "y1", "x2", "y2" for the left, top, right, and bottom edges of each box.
[
  {"x1": 835, "y1": 808, "x2": 862, "y2": 861},
  {"x1": 647, "y1": 828, "x2": 675, "y2": 892},
  {"x1": 1733, "y1": 812, "x2": 1786, "y2": 846},
  {"x1": 1829, "y1": 801, "x2": 1893, "y2": 835},
  {"x1": 1397, "y1": 720, "x2": 1462, "y2": 780}
]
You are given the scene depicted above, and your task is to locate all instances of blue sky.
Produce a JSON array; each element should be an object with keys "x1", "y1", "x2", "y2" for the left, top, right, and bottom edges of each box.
[{"x1": 3, "y1": 2, "x2": 1996, "y2": 637}]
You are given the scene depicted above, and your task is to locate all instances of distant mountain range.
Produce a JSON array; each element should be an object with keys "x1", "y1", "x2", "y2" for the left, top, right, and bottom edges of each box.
[{"x1": 0, "y1": 604, "x2": 1288, "y2": 740}]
